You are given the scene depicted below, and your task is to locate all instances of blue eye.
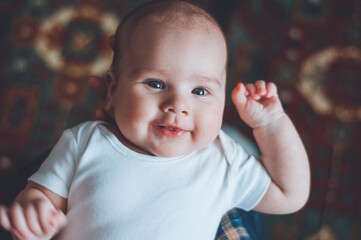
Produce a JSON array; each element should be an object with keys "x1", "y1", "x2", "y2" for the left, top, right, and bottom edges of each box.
[
  {"x1": 192, "y1": 88, "x2": 209, "y2": 96},
  {"x1": 146, "y1": 80, "x2": 165, "y2": 89}
]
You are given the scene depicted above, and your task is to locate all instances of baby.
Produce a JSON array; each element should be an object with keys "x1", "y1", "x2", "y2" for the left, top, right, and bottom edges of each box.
[{"x1": 0, "y1": 1, "x2": 310, "y2": 239}]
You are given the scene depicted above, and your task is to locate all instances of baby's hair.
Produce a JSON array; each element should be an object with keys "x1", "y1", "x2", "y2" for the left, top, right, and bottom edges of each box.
[{"x1": 111, "y1": 0, "x2": 226, "y2": 77}]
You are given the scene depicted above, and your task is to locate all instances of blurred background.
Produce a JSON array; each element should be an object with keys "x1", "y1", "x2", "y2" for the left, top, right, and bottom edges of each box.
[{"x1": 0, "y1": 0, "x2": 360, "y2": 239}]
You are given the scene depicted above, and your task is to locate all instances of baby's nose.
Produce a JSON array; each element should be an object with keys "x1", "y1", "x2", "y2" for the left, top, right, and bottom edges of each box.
[{"x1": 161, "y1": 95, "x2": 190, "y2": 116}]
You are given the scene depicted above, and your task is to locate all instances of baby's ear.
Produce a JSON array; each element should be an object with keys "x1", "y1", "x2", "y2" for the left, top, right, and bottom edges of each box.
[{"x1": 104, "y1": 71, "x2": 116, "y2": 118}]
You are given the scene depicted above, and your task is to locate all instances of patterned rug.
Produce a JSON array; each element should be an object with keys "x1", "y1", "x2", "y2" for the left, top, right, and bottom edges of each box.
[{"x1": 1, "y1": 0, "x2": 361, "y2": 239}]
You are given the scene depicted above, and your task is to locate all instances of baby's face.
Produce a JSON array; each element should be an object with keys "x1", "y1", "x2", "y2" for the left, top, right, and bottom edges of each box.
[{"x1": 109, "y1": 22, "x2": 227, "y2": 157}]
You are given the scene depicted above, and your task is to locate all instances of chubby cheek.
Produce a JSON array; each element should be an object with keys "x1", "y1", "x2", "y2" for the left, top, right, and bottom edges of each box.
[
  {"x1": 112, "y1": 94, "x2": 155, "y2": 137},
  {"x1": 193, "y1": 105, "x2": 223, "y2": 146}
]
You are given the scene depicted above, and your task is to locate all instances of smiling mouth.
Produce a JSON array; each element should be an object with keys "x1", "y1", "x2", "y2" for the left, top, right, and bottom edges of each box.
[{"x1": 153, "y1": 125, "x2": 189, "y2": 137}]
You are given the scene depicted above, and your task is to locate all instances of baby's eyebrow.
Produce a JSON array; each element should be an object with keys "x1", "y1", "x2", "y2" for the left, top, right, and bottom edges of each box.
[
  {"x1": 193, "y1": 74, "x2": 223, "y2": 87},
  {"x1": 130, "y1": 68, "x2": 169, "y2": 78},
  {"x1": 130, "y1": 68, "x2": 224, "y2": 87}
]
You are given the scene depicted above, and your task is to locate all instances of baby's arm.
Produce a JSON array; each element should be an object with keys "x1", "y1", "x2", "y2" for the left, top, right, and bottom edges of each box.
[
  {"x1": 232, "y1": 81, "x2": 310, "y2": 214},
  {"x1": 0, "y1": 181, "x2": 67, "y2": 240}
]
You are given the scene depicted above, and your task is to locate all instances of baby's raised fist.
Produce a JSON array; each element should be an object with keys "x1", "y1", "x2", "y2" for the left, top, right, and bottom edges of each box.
[{"x1": 232, "y1": 80, "x2": 284, "y2": 128}]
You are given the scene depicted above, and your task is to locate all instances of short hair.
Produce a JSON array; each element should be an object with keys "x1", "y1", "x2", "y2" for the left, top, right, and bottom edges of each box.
[{"x1": 111, "y1": 0, "x2": 226, "y2": 76}]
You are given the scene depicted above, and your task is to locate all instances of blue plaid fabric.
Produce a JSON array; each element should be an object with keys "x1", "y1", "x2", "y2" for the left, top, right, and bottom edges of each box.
[{"x1": 215, "y1": 208, "x2": 264, "y2": 240}]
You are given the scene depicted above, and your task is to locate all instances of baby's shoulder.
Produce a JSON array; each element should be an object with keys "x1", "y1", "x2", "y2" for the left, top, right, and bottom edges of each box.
[
  {"x1": 63, "y1": 121, "x2": 106, "y2": 151},
  {"x1": 216, "y1": 126, "x2": 260, "y2": 166},
  {"x1": 67, "y1": 120, "x2": 104, "y2": 137}
]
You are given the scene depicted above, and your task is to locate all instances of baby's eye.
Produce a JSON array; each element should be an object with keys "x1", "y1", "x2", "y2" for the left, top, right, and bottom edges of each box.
[
  {"x1": 146, "y1": 80, "x2": 165, "y2": 89},
  {"x1": 192, "y1": 87, "x2": 209, "y2": 96}
]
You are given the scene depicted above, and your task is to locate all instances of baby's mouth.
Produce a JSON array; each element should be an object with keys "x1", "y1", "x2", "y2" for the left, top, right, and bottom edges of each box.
[
  {"x1": 158, "y1": 125, "x2": 181, "y2": 131},
  {"x1": 153, "y1": 125, "x2": 189, "y2": 137}
]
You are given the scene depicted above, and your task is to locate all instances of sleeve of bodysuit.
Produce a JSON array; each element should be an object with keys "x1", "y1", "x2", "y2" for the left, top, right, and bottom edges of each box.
[
  {"x1": 28, "y1": 129, "x2": 79, "y2": 198},
  {"x1": 219, "y1": 130, "x2": 271, "y2": 211}
]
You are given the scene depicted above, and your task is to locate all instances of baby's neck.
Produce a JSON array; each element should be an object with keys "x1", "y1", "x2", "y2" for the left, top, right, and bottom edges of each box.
[{"x1": 104, "y1": 123, "x2": 153, "y2": 156}]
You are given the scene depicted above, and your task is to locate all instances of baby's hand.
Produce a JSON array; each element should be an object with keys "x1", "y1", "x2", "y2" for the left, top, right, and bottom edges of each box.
[
  {"x1": 0, "y1": 200, "x2": 67, "y2": 240},
  {"x1": 231, "y1": 80, "x2": 285, "y2": 129}
]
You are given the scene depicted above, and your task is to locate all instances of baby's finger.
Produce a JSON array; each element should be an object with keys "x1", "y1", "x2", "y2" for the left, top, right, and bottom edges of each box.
[
  {"x1": 51, "y1": 210, "x2": 67, "y2": 230},
  {"x1": 236, "y1": 82, "x2": 249, "y2": 96},
  {"x1": 41, "y1": 211, "x2": 66, "y2": 239},
  {"x1": 24, "y1": 204, "x2": 43, "y2": 236},
  {"x1": 266, "y1": 82, "x2": 278, "y2": 98},
  {"x1": 239, "y1": 82, "x2": 249, "y2": 96},
  {"x1": 245, "y1": 83, "x2": 260, "y2": 100},
  {"x1": 37, "y1": 204, "x2": 55, "y2": 234},
  {"x1": 232, "y1": 83, "x2": 248, "y2": 106},
  {"x1": 12, "y1": 229, "x2": 26, "y2": 240},
  {"x1": 0, "y1": 205, "x2": 11, "y2": 231},
  {"x1": 10, "y1": 203, "x2": 34, "y2": 239},
  {"x1": 255, "y1": 80, "x2": 267, "y2": 96}
]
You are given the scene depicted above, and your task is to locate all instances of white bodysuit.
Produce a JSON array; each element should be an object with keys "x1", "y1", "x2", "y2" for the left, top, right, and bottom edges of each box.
[{"x1": 29, "y1": 121, "x2": 270, "y2": 240}]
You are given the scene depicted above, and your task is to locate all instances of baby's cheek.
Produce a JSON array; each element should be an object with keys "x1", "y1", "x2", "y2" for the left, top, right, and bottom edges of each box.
[{"x1": 195, "y1": 108, "x2": 222, "y2": 138}]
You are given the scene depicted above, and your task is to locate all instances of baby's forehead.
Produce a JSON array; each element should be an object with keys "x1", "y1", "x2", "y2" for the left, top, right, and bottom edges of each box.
[
  {"x1": 135, "y1": 16, "x2": 221, "y2": 41},
  {"x1": 116, "y1": 1, "x2": 225, "y2": 46},
  {"x1": 125, "y1": 1, "x2": 218, "y2": 27},
  {"x1": 111, "y1": 1, "x2": 228, "y2": 77}
]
